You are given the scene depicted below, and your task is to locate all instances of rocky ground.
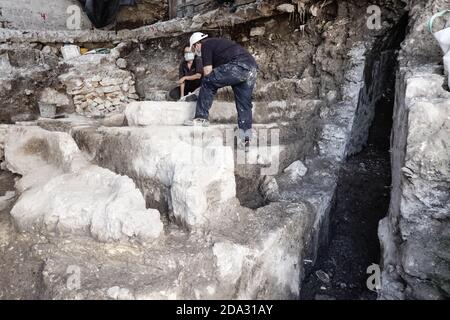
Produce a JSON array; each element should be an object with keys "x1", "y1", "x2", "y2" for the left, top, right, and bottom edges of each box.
[{"x1": 0, "y1": 169, "x2": 48, "y2": 300}]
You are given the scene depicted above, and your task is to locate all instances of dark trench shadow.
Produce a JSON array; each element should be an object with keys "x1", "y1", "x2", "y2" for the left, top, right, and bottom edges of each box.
[{"x1": 299, "y1": 13, "x2": 409, "y2": 300}]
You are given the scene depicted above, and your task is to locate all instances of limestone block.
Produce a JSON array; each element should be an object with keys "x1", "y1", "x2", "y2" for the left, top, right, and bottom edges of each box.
[
  {"x1": 380, "y1": 66, "x2": 450, "y2": 299},
  {"x1": 102, "y1": 85, "x2": 121, "y2": 94},
  {"x1": 171, "y1": 145, "x2": 236, "y2": 227},
  {"x1": 250, "y1": 27, "x2": 266, "y2": 37},
  {"x1": 72, "y1": 126, "x2": 236, "y2": 229},
  {"x1": 213, "y1": 241, "x2": 250, "y2": 285},
  {"x1": 106, "y1": 92, "x2": 120, "y2": 99},
  {"x1": 94, "y1": 97, "x2": 104, "y2": 105},
  {"x1": 101, "y1": 78, "x2": 123, "y2": 87},
  {"x1": 124, "y1": 101, "x2": 241, "y2": 126},
  {"x1": 144, "y1": 91, "x2": 167, "y2": 101},
  {"x1": 0, "y1": 191, "x2": 15, "y2": 211},
  {"x1": 125, "y1": 99, "x2": 324, "y2": 126},
  {"x1": 277, "y1": 4, "x2": 295, "y2": 13},
  {"x1": 91, "y1": 75, "x2": 102, "y2": 82},
  {"x1": 405, "y1": 73, "x2": 447, "y2": 102},
  {"x1": 116, "y1": 58, "x2": 127, "y2": 69},
  {"x1": 37, "y1": 199, "x2": 313, "y2": 300},
  {"x1": 125, "y1": 101, "x2": 196, "y2": 126},
  {"x1": 0, "y1": 124, "x2": 11, "y2": 157},
  {"x1": 283, "y1": 160, "x2": 308, "y2": 179},
  {"x1": 208, "y1": 201, "x2": 313, "y2": 299},
  {"x1": 0, "y1": 52, "x2": 12, "y2": 70},
  {"x1": 11, "y1": 166, "x2": 163, "y2": 242},
  {"x1": 4, "y1": 126, "x2": 163, "y2": 243},
  {"x1": 73, "y1": 95, "x2": 84, "y2": 103},
  {"x1": 59, "y1": 76, "x2": 83, "y2": 94}
]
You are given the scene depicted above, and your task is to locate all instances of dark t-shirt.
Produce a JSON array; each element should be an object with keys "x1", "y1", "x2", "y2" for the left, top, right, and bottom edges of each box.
[
  {"x1": 179, "y1": 56, "x2": 203, "y2": 78},
  {"x1": 201, "y1": 38, "x2": 256, "y2": 69},
  {"x1": 179, "y1": 56, "x2": 203, "y2": 91}
]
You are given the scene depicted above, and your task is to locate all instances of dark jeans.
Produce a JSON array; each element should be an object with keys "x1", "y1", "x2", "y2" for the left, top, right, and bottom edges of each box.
[{"x1": 195, "y1": 61, "x2": 257, "y2": 130}]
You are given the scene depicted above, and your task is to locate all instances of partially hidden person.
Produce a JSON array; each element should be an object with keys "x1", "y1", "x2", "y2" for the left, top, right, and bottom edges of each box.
[{"x1": 169, "y1": 45, "x2": 203, "y2": 102}]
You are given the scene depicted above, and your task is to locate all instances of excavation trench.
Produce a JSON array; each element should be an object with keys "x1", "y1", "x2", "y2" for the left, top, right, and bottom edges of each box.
[
  {"x1": 0, "y1": 1, "x2": 414, "y2": 299},
  {"x1": 300, "y1": 14, "x2": 409, "y2": 300}
]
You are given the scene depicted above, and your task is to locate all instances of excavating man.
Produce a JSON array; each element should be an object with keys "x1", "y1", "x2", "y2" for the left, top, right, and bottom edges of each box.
[{"x1": 184, "y1": 32, "x2": 258, "y2": 150}]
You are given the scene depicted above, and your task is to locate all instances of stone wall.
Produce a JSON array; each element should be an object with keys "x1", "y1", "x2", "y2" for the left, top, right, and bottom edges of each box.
[
  {"x1": 347, "y1": 14, "x2": 408, "y2": 155},
  {"x1": 0, "y1": 0, "x2": 91, "y2": 30},
  {"x1": 58, "y1": 44, "x2": 138, "y2": 117},
  {"x1": 174, "y1": 0, "x2": 256, "y2": 18},
  {"x1": 0, "y1": 41, "x2": 139, "y2": 120},
  {"x1": 126, "y1": 0, "x2": 386, "y2": 103},
  {"x1": 0, "y1": 0, "x2": 167, "y2": 30},
  {"x1": 0, "y1": 44, "x2": 65, "y2": 123},
  {"x1": 116, "y1": 0, "x2": 168, "y2": 28},
  {"x1": 378, "y1": 0, "x2": 450, "y2": 300},
  {"x1": 175, "y1": 0, "x2": 218, "y2": 18},
  {"x1": 4, "y1": 126, "x2": 163, "y2": 243}
]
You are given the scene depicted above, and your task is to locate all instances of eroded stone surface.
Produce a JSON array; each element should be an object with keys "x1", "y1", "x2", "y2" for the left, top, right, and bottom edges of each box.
[
  {"x1": 4, "y1": 126, "x2": 163, "y2": 243},
  {"x1": 0, "y1": 1, "x2": 278, "y2": 44},
  {"x1": 379, "y1": 65, "x2": 450, "y2": 300},
  {"x1": 261, "y1": 41, "x2": 372, "y2": 276},
  {"x1": 125, "y1": 100, "x2": 324, "y2": 126},
  {"x1": 36, "y1": 200, "x2": 313, "y2": 299},
  {"x1": 71, "y1": 126, "x2": 236, "y2": 229},
  {"x1": 378, "y1": 0, "x2": 450, "y2": 300}
]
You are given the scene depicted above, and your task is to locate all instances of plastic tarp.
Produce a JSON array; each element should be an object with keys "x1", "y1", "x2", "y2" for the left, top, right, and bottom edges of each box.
[{"x1": 429, "y1": 10, "x2": 450, "y2": 89}]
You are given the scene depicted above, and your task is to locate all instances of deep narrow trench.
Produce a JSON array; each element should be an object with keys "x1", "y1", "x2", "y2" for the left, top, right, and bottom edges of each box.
[
  {"x1": 300, "y1": 15, "x2": 408, "y2": 300},
  {"x1": 301, "y1": 85, "x2": 394, "y2": 300}
]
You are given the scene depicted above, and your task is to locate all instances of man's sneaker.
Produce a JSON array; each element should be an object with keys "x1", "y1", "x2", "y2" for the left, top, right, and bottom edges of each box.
[
  {"x1": 238, "y1": 136, "x2": 250, "y2": 152},
  {"x1": 183, "y1": 118, "x2": 210, "y2": 127}
]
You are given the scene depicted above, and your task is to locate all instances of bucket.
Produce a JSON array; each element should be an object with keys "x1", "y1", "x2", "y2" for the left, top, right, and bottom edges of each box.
[
  {"x1": 428, "y1": 10, "x2": 450, "y2": 89},
  {"x1": 428, "y1": 10, "x2": 450, "y2": 52}
]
